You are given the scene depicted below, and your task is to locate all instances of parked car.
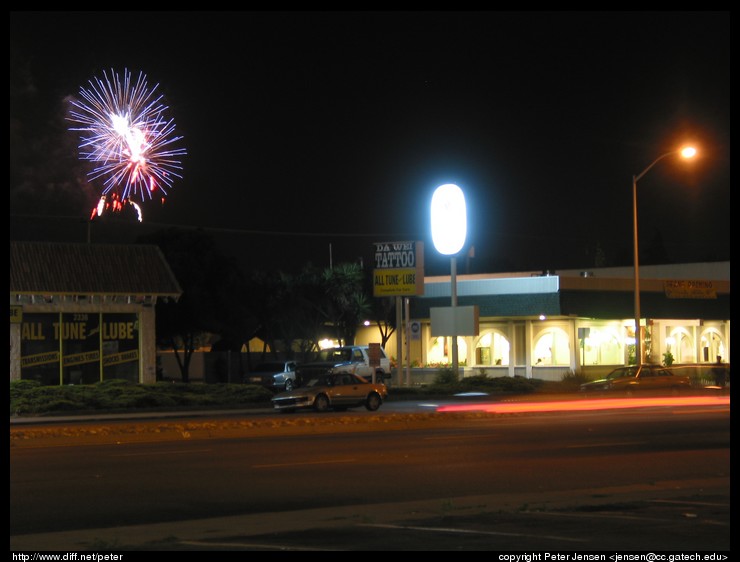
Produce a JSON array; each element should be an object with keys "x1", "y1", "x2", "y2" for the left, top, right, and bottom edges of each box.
[
  {"x1": 244, "y1": 361, "x2": 298, "y2": 391},
  {"x1": 271, "y1": 372, "x2": 388, "y2": 413},
  {"x1": 579, "y1": 364, "x2": 691, "y2": 395}
]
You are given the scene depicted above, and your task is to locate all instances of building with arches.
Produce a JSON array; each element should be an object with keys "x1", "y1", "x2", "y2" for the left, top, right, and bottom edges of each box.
[
  {"x1": 12, "y1": 240, "x2": 728, "y2": 386},
  {"x1": 355, "y1": 261, "x2": 730, "y2": 383}
]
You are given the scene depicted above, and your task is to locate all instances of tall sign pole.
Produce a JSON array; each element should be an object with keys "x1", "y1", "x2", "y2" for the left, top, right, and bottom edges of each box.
[
  {"x1": 431, "y1": 183, "x2": 467, "y2": 380},
  {"x1": 405, "y1": 297, "x2": 411, "y2": 386},
  {"x1": 396, "y1": 296, "x2": 403, "y2": 386},
  {"x1": 374, "y1": 241, "x2": 424, "y2": 386}
]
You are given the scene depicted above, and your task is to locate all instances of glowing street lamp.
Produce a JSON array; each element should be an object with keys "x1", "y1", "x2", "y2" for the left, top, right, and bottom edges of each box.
[
  {"x1": 431, "y1": 183, "x2": 467, "y2": 378},
  {"x1": 632, "y1": 146, "x2": 696, "y2": 365}
]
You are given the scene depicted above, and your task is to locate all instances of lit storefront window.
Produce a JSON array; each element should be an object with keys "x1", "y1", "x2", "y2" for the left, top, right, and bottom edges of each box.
[
  {"x1": 581, "y1": 327, "x2": 622, "y2": 365},
  {"x1": 474, "y1": 331, "x2": 510, "y2": 366},
  {"x1": 428, "y1": 336, "x2": 468, "y2": 366},
  {"x1": 20, "y1": 312, "x2": 140, "y2": 385},
  {"x1": 533, "y1": 328, "x2": 569, "y2": 366},
  {"x1": 700, "y1": 329, "x2": 725, "y2": 363}
]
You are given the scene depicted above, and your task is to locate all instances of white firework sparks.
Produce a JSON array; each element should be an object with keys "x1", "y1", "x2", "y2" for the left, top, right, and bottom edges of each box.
[{"x1": 68, "y1": 68, "x2": 186, "y2": 217}]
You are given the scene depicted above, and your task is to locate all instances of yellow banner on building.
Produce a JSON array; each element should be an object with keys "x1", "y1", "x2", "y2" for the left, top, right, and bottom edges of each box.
[
  {"x1": 373, "y1": 268, "x2": 420, "y2": 296},
  {"x1": 664, "y1": 280, "x2": 717, "y2": 299},
  {"x1": 103, "y1": 349, "x2": 140, "y2": 366}
]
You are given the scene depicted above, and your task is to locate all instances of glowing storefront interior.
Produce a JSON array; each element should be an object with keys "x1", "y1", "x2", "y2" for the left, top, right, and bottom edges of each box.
[{"x1": 354, "y1": 262, "x2": 730, "y2": 382}]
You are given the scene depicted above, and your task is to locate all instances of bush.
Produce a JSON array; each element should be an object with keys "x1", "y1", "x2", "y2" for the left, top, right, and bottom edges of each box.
[
  {"x1": 478, "y1": 375, "x2": 538, "y2": 394},
  {"x1": 9, "y1": 380, "x2": 274, "y2": 416},
  {"x1": 386, "y1": 386, "x2": 424, "y2": 399},
  {"x1": 10, "y1": 375, "x2": 572, "y2": 416},
  {"x1": 425, "y1": 373, "x2": 540, "y2": 395},
  {"x1": 11, "y1": 385, "x2": 90, "y2": 415},
  {"x1": 9, "y1": 379, "x2": 41, "y2": 402},
  {"x1": 35, "y1": 399, "x2": 87, "y2": 413},
  {"x1": 560, "y1": 370, "x2": 589, "y2": 390},
  {"x1": 434, "y1": 368, "x2": 459, "y2": 385}
]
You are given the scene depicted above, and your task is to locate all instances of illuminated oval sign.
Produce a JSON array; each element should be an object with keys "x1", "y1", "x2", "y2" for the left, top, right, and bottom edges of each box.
[{"x1": 431, "y1": 183, "x2": 467, "y2": 255}]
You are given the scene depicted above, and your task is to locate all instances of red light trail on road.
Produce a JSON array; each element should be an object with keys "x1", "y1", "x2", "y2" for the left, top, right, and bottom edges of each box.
[{"x1": 436, "y1": 395, "x2": 730, "y2": 414}]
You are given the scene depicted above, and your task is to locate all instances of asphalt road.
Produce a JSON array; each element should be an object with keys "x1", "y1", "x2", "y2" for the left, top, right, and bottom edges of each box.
[{"x1": 10, "y1": 396, "x2": 731, "y2": 552}]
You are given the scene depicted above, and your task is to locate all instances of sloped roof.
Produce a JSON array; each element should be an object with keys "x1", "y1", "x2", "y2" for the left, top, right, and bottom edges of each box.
[{"x1": 10, "y1": 241, "x2": 182, "y2": 296}]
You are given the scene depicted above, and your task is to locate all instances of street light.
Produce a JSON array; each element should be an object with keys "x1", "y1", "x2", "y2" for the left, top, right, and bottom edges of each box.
[
  {"x1": 632, "y1": 146, "x2": 696, "y2": 365},
  {"x1": 431, "y1": 183, "x2": 467, "y2": 379}
]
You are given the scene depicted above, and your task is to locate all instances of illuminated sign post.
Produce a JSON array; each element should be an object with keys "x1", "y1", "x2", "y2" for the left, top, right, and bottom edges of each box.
[
  {"x1": 373, "y1": 241, "x2": 424, "y2": 297},
  {"x1": 373, "y1": 241, "x2": 424, "y2": 387},
  {"x1": 431, "y1": 183, "x2": 468, "y2": 379}
]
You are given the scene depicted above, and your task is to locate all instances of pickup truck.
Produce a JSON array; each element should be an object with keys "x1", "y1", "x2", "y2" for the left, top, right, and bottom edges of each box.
[{"x1": 296, "y1": 345, "x2": 391, "y2": 385}]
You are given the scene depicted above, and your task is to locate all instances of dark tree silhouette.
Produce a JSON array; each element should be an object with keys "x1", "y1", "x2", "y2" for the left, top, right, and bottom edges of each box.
[
  {"x1": 137, "y1": 227, "x2": 252, "y2": 382},
  {"x1": 322, "y1": 262, "x2": 370, "y2": 346}
]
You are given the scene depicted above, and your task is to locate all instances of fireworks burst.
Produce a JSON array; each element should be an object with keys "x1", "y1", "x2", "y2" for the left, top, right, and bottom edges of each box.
[{"x1": 68, "y1": 68, "x2": 186, "y2": 219}]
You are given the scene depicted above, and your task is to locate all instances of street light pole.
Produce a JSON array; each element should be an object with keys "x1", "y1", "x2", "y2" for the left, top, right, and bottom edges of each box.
[
  {"x1": 450, "y1": 255, "x2": 458, "y2": 377},
  {"x1": 632, "y1": 147, "x2": 696, "y2": 366},
  {"x1": 431, "y1": 183, "x2": 467, "y2": 380}
]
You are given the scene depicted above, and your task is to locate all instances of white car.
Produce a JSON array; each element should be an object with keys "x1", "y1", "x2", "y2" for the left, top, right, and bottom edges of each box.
[{"x1": 271, "y1": 372, "x2": 388, "y2": 413}]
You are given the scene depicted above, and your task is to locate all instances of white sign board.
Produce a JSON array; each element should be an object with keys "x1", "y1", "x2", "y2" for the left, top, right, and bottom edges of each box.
[{"x1": 430, "y1": 306, "x2": 479, "y2": 336}]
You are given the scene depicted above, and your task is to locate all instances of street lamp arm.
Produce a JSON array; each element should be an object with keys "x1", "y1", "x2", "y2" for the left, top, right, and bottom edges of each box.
[
  {"x1": 633, "y1": 150, "x2": 675, "y2": 367},
  {"x1": 631, "y1": 145, "x2": 695, "y2": 366},
  {"x1": 633, "y1": 150, "x2": 678, "y2": 184}
]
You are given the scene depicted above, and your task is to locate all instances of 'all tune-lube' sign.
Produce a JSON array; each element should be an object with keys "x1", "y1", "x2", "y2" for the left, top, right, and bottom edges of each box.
[{"x1": 373, "y1": 241, "x2": 424, "y2": 297}]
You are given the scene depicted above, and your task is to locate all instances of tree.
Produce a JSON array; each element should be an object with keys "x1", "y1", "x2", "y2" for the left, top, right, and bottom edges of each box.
[
  {"x1": 244, "y1": 265, "x2": 332, "y2": 359},
  {"x1": 247, "y1": 267, "x2": 325, "y2": 359},
  {"x1": 370, "y1": 296, "x2": 397, "y2": 349},
  {"x1": 245, "y1": 262, "x2": 373, "y2": 356},
  {"x1": 286, "y1": 264, "x2": 336, "y2": 354},
  {"x1": 321, "y1": 262, "x2": 371, "y2": 346},
  {"x1": 361, "y1": 267, "x2": 397, "y2": 348},
  {"x1": 137, "y1": 228, "x2": 251, "y2": 382},
  {"x1": 243, "y1": 270, "x2": 283, "y2": 361}
]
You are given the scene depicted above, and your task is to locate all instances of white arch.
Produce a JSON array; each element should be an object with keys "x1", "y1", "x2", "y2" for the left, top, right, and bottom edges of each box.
[
  {"x1": 582, "y1": 326, "x2": 622, "y2": 365},
  {"x1": 473, "y1": 329, "x2": 510, "y2": 366},
  {"x1": 533, "y1": 327, "x2": 570, "y2": 366},
  {"x1": 699, "y1": 327, "x2": 725, "y2": 363},
  {"x1": 427, "y1": 335, "x2": 469, "y2": 366},
  {"x1": 668, "y1": 326, "x2": 695, "y2": 364}
]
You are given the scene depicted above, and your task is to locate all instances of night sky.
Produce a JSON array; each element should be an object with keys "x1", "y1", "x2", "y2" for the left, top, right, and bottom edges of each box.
[{"x1": 10, "y1": 11, "x2": 730, "y2": 276}]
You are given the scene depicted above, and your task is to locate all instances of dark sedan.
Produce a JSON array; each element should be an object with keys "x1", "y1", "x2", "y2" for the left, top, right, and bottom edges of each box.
[{"x1": 580, "y1": 364, "x2": 691, "y2": 395}]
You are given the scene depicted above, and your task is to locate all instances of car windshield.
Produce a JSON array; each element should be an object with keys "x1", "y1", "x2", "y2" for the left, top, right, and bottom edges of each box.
[
  {"x1": 305, "y1": 376, "x2": 331, "y2": 387},
  {"x1": 606, "y1": 368, "x2": 636, "y2": 380},
  {"x1": 316, "y1": 349, "x2": 352, "y2": 362}
]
